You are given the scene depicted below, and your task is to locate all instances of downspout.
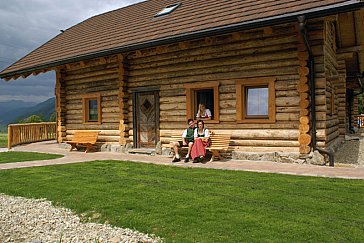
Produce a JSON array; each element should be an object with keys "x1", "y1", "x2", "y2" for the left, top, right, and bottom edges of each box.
[{"x1": 298, "y1": 16, "x2": 335, "y2": 166}]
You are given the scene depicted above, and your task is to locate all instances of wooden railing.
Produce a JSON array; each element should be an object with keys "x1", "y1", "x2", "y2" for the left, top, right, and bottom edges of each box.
[
  {"x1": 358, "y1": 115, "x2": 364, "y2": 128},
  {"x1": 8, "y1": 122, "x2": 57, "y2": 149}
]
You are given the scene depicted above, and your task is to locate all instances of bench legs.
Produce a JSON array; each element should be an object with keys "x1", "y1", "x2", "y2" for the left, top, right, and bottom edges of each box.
[
  {"x1": 67, "y1": 143, "x2": 96, "y2": 153},
  {"x1": 84, "y1": 145, "x2": 97, "y2": 153},
  {"x1": 68, "y1": 143, "x2": 77, "y2": 152},
  {"x1": 209, "y1": 150, "x2": 224, "y2": 162}
]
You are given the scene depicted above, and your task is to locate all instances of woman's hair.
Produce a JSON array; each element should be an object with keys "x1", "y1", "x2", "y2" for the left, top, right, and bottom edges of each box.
[
  {"x1": 197, "y1": 104, "x2": 206, "y2": 118},
  {"x1": 197, "y1": 119, "x2": 204, "y2": 128}
]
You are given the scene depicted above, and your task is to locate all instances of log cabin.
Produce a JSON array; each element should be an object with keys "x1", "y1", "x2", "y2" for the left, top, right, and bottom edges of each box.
[{"x1": 1, "y1": 0, "x2": 364, "y2": 164}]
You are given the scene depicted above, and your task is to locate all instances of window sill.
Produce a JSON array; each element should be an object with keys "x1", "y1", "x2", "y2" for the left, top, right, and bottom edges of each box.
[
  {"x1": 195, "y1": 119, "x2": 220, "y2": 124},
  {"x1": 83, "y1": 122, "x2": 102, "y2": 125},
  {"x1": 237, "y1": 119, "x2": 275, "y2": 124}
]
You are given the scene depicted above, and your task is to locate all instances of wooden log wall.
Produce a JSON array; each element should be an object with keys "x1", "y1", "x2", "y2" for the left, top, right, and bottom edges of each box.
[
  {"x1": 56, "y1": 68, "x2": 67, "y2": 142},
  {"x1": 117, "y1": 55, "x2": 130, "y2": 144},
  {"x1": 126, "y1": 23, "x2": 305, "y2": 152},
  {"x1": 353, "y1": 96, "x2": 359, "y2": 128},
  {"x1": 336, "y1": 57, "x2": 347, "y2": 136},
  {"x1": 61, "y1": 56, "x2": 124, "y2": 144},
  {"x1": 56, "y1": 18, "x2": 344, "y2": 153},
  {"x1": 297, "y1": 25, "x2": 311, "y2": 154},
  {"x1": 296, "y1": 18, "x2": 343, "y2": 150},
  {"x1": 323, "y1": 18, "x2": 341, "y2": 147}
]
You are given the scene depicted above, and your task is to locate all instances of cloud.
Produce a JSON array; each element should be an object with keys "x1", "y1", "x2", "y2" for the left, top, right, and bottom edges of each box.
[{"x1": 0, "y1": 0, "x2": 143, "y2": 103}]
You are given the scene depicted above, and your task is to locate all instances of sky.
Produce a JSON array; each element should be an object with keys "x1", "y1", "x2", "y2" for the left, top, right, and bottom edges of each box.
[{"x1": 0, "y1": 0, "x2": 143, "y2": 103}]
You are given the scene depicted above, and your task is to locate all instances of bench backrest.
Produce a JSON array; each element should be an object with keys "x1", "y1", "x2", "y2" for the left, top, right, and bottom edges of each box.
[
  {"x1": 209, "y1": 132, "x2": 231, "y2": 150},
  {"x1": 169, "y1": 132, "x2": 183, "y2": 143},
  {"x1": 166, "y1": 130, "x2": 230, "y2": 149},
  {"x1": 72, "y1": 131, "x2": 100, "y2": 144}
]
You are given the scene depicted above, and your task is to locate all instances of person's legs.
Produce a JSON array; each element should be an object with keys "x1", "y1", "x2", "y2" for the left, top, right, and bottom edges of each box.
[
  {"x1": 185, "y1": 141, "x2": 193, "y2": 162},
  {"x1": 172, "y1": 142, "x2": 181, "y2": 162},
  {"x1": 172, "y1": 142, "x2": 180, "y2": 158}
]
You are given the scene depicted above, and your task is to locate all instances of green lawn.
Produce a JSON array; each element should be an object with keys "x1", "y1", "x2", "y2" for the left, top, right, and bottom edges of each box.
[
  {"x1": 0, "y1": 133, "x2": 7, "y2": 147},
  {"x1": 0, "y1": 151, "x2": 63, "y2": 164},
  {"x1": 0, "y1": 160, "x2": 363, "y2": 242}
]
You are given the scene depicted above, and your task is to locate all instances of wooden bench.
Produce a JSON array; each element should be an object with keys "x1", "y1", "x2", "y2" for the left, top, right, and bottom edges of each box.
[
  {"x1": 162, "y1": 131, "x2": 231, "y2": 162},
  {"x1": 207, "y1": 132, "x2": 231, "y2": 162},
  {"x1": 162, "y1": 132, "x2": 184, "y2": 149},
  {"x1": 66, "y1": 131, "x2": 100, "y2": 153}
]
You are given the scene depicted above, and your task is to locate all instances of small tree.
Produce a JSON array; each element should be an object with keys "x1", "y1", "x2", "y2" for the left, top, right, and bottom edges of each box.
[
  {"x1": 359, "y1": 93, "x2": 364, "y2": 115},
  {"x1": 0, "y1": 125, "x2": 6, "y2": 133},
  {"x1": 18, "y1": 115, "x2": 44, "y2": 124},
  {"x1": 49, "y1": 112, "x2": 56, "y2": 122}
]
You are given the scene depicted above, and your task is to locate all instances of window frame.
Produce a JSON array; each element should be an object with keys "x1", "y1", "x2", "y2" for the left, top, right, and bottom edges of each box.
[
  {"x1": 82, "y1": 93, "x2": 102, "y2": 124},
  {"x1": 185, "y1": 81, "x2": 220, "y2": 124},
  {"x1": 236, "y1": 78, "x2": 276, "y2": 123},
  {"x1": 154, "y1": 3, "x2": 181, "y2": 17}
]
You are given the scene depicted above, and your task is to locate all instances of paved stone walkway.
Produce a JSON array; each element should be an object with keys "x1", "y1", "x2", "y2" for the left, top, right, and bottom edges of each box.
[{"x1": 0, "y1": 140, "x2": 363, "y2": 179}]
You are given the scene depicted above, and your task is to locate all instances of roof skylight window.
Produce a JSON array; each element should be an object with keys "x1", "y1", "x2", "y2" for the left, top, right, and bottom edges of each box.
[{"x1": 155, "y1": 3, "x2": 181, "y2": 17}]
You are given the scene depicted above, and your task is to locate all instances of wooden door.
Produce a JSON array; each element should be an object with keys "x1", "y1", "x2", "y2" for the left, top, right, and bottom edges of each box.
[{"x1": 134, "y1": 91, "x2": 159, "y2": 148}]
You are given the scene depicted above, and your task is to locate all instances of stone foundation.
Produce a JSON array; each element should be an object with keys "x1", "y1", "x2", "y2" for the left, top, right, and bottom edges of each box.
[
  {"x1": 58, "y1": 143, "x2": 71, "y2": 150},
  {"x1": 58, "y1": 143, "x2": 129, "y2": 153},
  {"x1": 161, "y1": 147, "x2": 173, "y2": 156},
  {"x1": 232, "y1": 150, "x2": 327, "y2": 165},
  {"x1": 232, "y1": 151, "x2": 305, "y2": 164},
  {"x1": 59, "y1": 142, "x2": 328, "y2": 165}
]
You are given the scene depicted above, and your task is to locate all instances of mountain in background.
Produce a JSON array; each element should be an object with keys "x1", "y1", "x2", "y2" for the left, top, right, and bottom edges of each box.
[
  {"x1": 0, "y1": 97, "x2": 55, "y2": 127},
  {"x1": 0, "y1": 100, "x2": 36, "y2": 114}
]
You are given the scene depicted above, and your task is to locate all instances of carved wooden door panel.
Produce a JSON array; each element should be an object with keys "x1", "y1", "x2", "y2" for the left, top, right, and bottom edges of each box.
[{"x1": 134, "y1": 91, "x2": 159, "y2": 148}]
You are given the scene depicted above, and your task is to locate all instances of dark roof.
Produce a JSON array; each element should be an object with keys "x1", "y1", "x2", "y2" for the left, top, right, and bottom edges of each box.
[{"x1": 1, "y1": 0, "x2": 363, "y2": 79}]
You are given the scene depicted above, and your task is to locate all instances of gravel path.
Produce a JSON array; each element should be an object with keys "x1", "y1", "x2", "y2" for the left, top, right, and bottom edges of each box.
[
  {"x1": 334, "y1": 131, "x2": 364, "y2": 167},
  {"x1": 0, "y1": 194, "x2": 161, "y2": 243}
]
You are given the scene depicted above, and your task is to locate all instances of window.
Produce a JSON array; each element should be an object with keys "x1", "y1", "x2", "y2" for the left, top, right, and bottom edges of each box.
[
  {"x1": 155, "y1": 3, "x2": 181, "y2": 17},
  {"x1": 185, "y1": 81, "x2": 220, "y2": 123},
  {"x1": 82, "y1": 93, "x2": 101, "y2": 124},
  {"x1": 236, "y1": 78, "x2": 276, "y2": 123}
]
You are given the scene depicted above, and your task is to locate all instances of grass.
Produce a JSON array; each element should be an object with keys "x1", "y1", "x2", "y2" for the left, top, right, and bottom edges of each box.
[
  {"x1": 0, "y1": 160, "x2": 363, "y2": 242},
  {"x1": 0, "y1": 151, "x2": 63, "y2": 164},
  {"x1": 0, "y1": 133, "x2": 7, "y2": 147}
]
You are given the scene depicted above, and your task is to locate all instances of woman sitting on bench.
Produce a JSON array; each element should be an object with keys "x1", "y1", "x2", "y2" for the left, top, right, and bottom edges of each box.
[{"x1": 191, "y1": 120, "x2": 210, "y2": 163}]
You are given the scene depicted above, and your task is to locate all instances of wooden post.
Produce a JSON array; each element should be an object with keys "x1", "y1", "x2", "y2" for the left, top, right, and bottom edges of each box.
[
  {"x1": 55, "y1": 68, "x2": 66, "y2": 143},
  {"x1": 118, "y1": 54, "x2": 128, "y2": 145},
  {"x1": 7, "y1": 125, "x2": 12, "y2": 149},
  {"x1": 45, "y1": 124, "x2": 48, "y2": 139}
]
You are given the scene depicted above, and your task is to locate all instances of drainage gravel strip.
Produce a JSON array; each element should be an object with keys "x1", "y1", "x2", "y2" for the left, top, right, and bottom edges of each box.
[{"x1": 0, "y1": 194, "x2": 161, "y2": 242}]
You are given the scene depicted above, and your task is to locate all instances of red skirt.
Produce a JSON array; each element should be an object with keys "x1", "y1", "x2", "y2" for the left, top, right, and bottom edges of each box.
[{"x1": 191, "y1": 138, "x2": 209, "y2": 160}]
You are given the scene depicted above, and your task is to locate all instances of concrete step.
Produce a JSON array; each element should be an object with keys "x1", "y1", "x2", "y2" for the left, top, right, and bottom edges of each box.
[{"x1": 128, "y1": 148, "x2": 156, "y2": 155}]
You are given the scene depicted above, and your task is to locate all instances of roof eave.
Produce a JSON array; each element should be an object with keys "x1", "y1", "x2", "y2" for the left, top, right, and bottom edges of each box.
[{"x1": 1, "y1": 0, "x2": 364, "y2": 80}]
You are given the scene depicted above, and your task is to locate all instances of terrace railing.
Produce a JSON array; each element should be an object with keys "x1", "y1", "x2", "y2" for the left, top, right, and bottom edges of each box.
[{"x1": 8, "y1": 122, "x2": 57, "y2": 149}]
